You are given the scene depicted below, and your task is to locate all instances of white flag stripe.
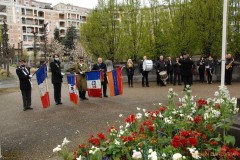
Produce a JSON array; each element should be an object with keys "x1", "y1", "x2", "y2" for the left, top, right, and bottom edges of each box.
[
  {"x1": 38, "y1": 81, "x2": 47, "y2": 96},
  {"x1": 68, "y1": 84, "x2": 78, "y2": 94},
  {"x1": 87, "y1": 80, "x2": 101, "y2": 89}
]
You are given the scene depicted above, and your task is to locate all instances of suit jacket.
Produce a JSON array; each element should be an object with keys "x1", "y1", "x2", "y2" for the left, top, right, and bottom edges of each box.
[
  {"x1": 179, "y1": 58, "x2": 194, "y2": 76},
  {"x1": 16, "y1": 66, "x2": 31, "y2": 90},
  {"x1": 156, "y1": 60, "x2": 166, "y2": 73},
  {"x1": 173, "y1": 61, "x2": 181, "y2": 74},
  {"x1": 50, "y1": 60, "x2": 63, "y2": 84},
  {"x1": 166, "y1": 60, "x2": 173, "y2": 73},
  {"x1": 92, "y1": 62, "x2": 108, "y2": 83}
]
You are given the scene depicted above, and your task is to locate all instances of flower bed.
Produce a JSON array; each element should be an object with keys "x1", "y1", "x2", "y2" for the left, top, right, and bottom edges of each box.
[{"x1": 54, "y1": 86, "x2": 240, "y2": 160}]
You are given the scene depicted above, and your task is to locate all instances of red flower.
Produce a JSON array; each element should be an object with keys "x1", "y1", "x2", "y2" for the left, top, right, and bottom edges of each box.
[
  {"x1": 73, "y1": 149, "x2": 77, "y2": 159},
  {"x1": 107, "y1": 126, "x2": 118, "y2": 133},
  {"x1": 88, "y1": 136, "x2": 100, "y2": 146},
  {"x1": 147, "y1": 125, "x2": 155, "y2": 132},
  {"x1": 188, "y1": 137, "x2": 198, "y2": 146},
  {"x1": 215, "y1": 103, "x2": 221, "y2": 109},
  {"x1": 194, "y1": 115, "x2": 202, "y2": 124},
  {"x1": 209, "y1": 140, "x2": 218, "y2": 146},
  {"x1": 78, "y1": 144, "x2": 85, "y2": 148},
  {"x1": 197, "y1": 99, "x2": 208, "y2": 108},
  {"x1": 97, "y1": 133, "x2": 106, "y2": 140},
  {"x1": 171, "y1": 136, "x2": 181, "y2": 148},
  {"x1": 125, "y1": 114, "x2": 136, "y2": 123},
  {"x1": 220, "y1": 145, "x2": 229, "y2": 153},
  {"x1": 180, "y1": 130, "x2": 190, "y2": 138},
  {"x1": 159, "y1": 106, "x2": 167, "y2": 112}
]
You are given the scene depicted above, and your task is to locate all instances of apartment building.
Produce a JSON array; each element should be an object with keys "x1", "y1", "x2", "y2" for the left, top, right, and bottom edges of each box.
[{"x1": 0, "y1": 0, "x2": 90, "y2": 50}]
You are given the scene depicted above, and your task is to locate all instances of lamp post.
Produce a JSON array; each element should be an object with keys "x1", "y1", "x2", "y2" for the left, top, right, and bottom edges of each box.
[
  {"x1": 42, "y1": 23, "x2": 48, "y2": 62},
  {"x1": 32, "y1": 31, "x2": 38, "y2": 67},
  {"x1": 221, "y1": 0, "x2": 228, "y2": 86}
]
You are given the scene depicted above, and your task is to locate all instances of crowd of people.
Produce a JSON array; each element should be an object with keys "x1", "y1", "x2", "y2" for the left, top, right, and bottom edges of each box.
[
  {"x1": 15, "y1": 53, "x2": 236, "y2": 111},
  {"x1": 136, "y1": 53, "x2": 236, "y2": 91}
]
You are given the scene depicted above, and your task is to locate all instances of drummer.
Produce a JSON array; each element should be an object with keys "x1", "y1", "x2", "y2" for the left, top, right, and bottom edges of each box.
[
  {"x1": 156, "y1": 55, "x2": 167, "y2": 86},
  {"x1": 139, "y1": 56, "x2": 149, "y2": 87}
]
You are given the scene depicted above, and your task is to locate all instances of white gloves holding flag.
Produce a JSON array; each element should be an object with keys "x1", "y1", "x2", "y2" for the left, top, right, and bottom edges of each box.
[
  {"x1": 61, "y1": 72, "x2": 65, "y2": 76},
  {"x1": 29, "y1": 75, "x2": 32, "y2": 78}
]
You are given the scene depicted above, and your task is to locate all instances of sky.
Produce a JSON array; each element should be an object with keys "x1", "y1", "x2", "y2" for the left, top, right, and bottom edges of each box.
[{"x1": 38, "y1": 0, "x2": 98, "y2": 9}]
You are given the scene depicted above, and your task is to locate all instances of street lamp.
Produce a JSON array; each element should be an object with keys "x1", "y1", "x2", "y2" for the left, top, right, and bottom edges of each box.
[
  {"x1": 32, "y1": 31, "x2": 38, "y2": 67},
  {"x1": 221, "y1": 0, "x2": 228, "y2": 86}
]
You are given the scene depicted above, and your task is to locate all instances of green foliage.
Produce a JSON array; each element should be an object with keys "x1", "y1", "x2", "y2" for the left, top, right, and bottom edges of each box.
[
  {"x1": 54, "y1": 27, "x2": 60, "y2": 43},
  {"x1": 80, "y1": 0, "x2": 240, "y2": 61},
  {"x1": 64, "y1": 26, "x2": 78, "y2": 50}
]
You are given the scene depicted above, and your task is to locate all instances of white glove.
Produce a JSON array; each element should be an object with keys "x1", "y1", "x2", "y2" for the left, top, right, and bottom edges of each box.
[
  {"x1": 29, "y1": 75, "x2": 32, "y2": 78},
  {"x1": 61, "y1": 72, "x2": 65, "y2": 76},
  {"x1": 80, "y1": 71, "x2": 83, "y2": 74}
]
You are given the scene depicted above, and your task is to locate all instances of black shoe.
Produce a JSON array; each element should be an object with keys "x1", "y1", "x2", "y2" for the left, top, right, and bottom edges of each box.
[
  {"x1": 83, "y1": 97, "x2": 88, "y2": 100},
  {"x1": 142, "y1": 85, "x2": 145, "y2": 87},
  {"x1": 173, "y1": 84, "x2": 176, "y2": 86},
  {"x1": 146, "y1": 85, "x2": 149, "y2": 87},
  {"x1": 23, "y1": 108, "x2": 27, "y2": 111},
  {"x1": 178, "y1": 83, "x2": 182, "y2": 85},
  {"x1": 27, "y1": 107, "x2": 33, "y2": 110},
  {"x1": 55, "y1": 102, "x2": 59, "y2": 105},
  {"x1": 104, "y1": 95, "x2": 108, "y2": 97},
  {"x1": 58, "y1": 102, "x2": 63, "y2": 105}
]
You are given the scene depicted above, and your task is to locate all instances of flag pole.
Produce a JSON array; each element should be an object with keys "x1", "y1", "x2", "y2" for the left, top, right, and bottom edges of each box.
[{"x1": 221, "y1": 0, "x2": 228, "y2": 86}]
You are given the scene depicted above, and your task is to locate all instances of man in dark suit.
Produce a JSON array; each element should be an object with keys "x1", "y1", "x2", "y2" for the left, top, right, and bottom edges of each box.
[
  {"x1": 50, "y1": 54, "x2": 64, "y2": 105},
  {"x1": 16, "y1": 59, "x2": 33, "y2": 111},
  {"x1": 166, "y1": 56, "x2": 173, "y2": 84},
  {"x1": 156, "y1": 55, "x2": 167, "y2": 86},
  {"x1": 92, "y1": 57, "x2": 108, "y2": 97},
  {"x1": 173, "y1": 57, "x2": 182, "y2": 86},
  {"x1": 179, "y1": 54, "x2": 194, "y2": 91}
]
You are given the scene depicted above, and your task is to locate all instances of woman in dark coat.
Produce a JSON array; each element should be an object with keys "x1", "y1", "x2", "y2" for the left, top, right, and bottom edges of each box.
[{"x1": 126, "y1": 59, "x2": 135, "y2": 87}]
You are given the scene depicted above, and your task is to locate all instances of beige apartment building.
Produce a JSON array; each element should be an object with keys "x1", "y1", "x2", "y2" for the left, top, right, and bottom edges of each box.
[{"x1": 0, "y1": 0, "x2": 90, "y2": 51}]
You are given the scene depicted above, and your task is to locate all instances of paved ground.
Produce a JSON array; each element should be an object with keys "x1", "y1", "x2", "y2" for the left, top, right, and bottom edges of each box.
[{"x1": 0, "y1": 67, "x2": 240, "y2": 160}]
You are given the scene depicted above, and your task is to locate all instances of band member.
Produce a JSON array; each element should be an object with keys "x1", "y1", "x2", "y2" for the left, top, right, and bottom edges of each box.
[
  {"x1": 139, "y1": 56, "x2": 149, "y2": 87},
  {"x1": 173, "y1": 57, "x2": 182, "y2": 86},
  {"x1": 225, "y1": 53, "x2": 234, "y2": 85},
  {"x1": 179, "y1": 54, "x2": 194, "y2": 91},
  {"x1": 126, "y1": 59, "x2": 135, "y2": 87},
  {"x1": 197, "y1": 56, "x2": 205, "y2": 83},
  {"x1": 156, "y1": 55, "x2": 166, "y2": 86},
  {"x1": 205, "y1": 55, "x2": 214, "y2": 84},
  {"x1": 50, "y1": 54, "x2": 64, "y2": 105},
  {"x1": 74, "y1": 56, "x2": 89, "y2": 100},
  {"x1": 92, "y1": 57, "x2": 108, "y2": 97},
  {"x1": 166, "y1": 56, "x2": 173, "y2": 84},
  {"x1": 16, "y1": 59, "x2": 33, "y2": 111}
]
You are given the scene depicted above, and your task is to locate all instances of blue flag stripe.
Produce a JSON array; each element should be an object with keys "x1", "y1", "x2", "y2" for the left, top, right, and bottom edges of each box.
[
  {"x1": 86, "y1": 71, "x2": 100, "y2": 81},
  {"x1": 67, "y1": 74, "x2": 75, "y2": 85},
  {"x1": 36, "y1": 65, "x2": 46, "y2": 85}
]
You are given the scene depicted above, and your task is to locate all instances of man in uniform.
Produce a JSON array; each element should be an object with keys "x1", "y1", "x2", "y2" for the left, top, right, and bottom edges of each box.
[
  {"x1": 16, "y1": 59, "x2": 33, "y2": 111},
  {"x1": 50, "y1": 54, "x2": 64, "y2": 105},
  {"x1": 156, "y1": 55, "x2": 167, "y2": 86},
  {"x1": 225, "y1": 54, "x2": 234, "y2": 85},
  {"x1": 179, "y1": 54, "x2": 194, "y2": 91},
  {"x1": 75, "y1": 56, "x2": 89, "y2": 100},
  {"x1": 92, "y1": 57, "x2": 108, "y2": 97}
]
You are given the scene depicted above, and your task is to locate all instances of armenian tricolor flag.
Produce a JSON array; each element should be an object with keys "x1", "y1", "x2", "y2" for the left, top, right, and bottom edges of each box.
[
  {"x1": 67, "y1": 74, "x2": 78, "y2": 105},
  {"x1": 35, "y1": 64, "x2": 50, "y2": 108},
  {"x1": 86, "y1": 71, "x2": 102, "y2": 97},
  {"x1": 107, "y1": 67, "x2": 123, "y2": 96}
]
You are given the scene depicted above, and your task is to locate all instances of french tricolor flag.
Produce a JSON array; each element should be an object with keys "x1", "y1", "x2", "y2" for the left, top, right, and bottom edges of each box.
[
  {"x1": 107, "y1": 67, "x2": 123, "y2": 96},
  {"x1": 86, "y1": 71, "x2": 102, "y2": 97},
  {"x1": 36, "y1": 65, "x2": 50, "y2": 108},
  {"x1": 67, "y1": 74, "x2": 78, "y2": 105}
]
